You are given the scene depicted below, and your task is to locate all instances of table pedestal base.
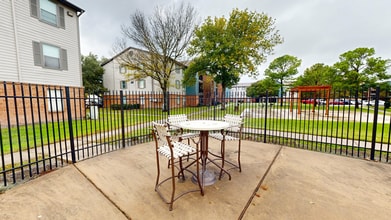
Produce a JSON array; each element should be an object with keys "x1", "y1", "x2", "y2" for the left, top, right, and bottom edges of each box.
[{"x1": 192, "y1": 170, "x2": 216, "y2": 186}]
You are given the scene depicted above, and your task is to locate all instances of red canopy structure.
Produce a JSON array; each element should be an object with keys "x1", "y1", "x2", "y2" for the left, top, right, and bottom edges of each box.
[{"x1": 290, "y1": 85, "x2": 331, "y2": 116}]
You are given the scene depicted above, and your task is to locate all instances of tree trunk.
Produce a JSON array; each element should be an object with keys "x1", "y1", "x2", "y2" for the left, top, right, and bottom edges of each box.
[
  {"x1": 280, "y1": 79, "x2": 283, "y2": 107},
  {"x1": 355, "y1": 90, "x2": 359, "y2": 109},
  {"x1": 221, "y1": 85, "x2": 226, "y2": 110},
  {"x1": 162, "y1": 89, "x2": 169, "y2": 112}
]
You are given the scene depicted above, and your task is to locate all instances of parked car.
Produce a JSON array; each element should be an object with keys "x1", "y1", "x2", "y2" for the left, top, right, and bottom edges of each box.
[
  {"x1": 342, "y1": 99, "x2": 352, "y2": 105},
  {"x1": 330, "y1": 99, "x2": 344, "y2": 105},
  {"x1": 302, "y1": 99, "x2": 316, "y2": 104},
  {"x1": 364, "y1": 100, "x2": 385, "y2": 106},
  {"x1": 349, "y1": 99, "x2": 362, "y2": 105},
  {"x1": 85, "y1": 94, "x2": 103, "y2": 107},
  {"x1": 316, "y1": 99, "x2": 326, "y2": 105}
]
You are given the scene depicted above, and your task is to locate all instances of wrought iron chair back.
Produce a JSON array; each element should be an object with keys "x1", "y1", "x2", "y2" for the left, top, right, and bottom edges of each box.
[{"x1": 152, "y1": 122, "x2": 203, "y2": 211}]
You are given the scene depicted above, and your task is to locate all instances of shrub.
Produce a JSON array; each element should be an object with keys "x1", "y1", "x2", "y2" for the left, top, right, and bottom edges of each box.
[
  {"x1": 111, "y1": 103, "x2": 141, "y2": 110},
  {"x1": 385, "y1": 100, "x2": 390, "y2": 109}
]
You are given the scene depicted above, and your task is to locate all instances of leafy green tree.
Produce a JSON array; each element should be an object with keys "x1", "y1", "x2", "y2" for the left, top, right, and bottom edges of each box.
[
  {"x1": 246, "y1": 77, "x2": 279, "y2": 98},
  {"x1": 334, "y1": 47, "x2": 390, "y2": 89},
  {"x1": 294, "y1": 63, "x2": 337, "y2": 87},
  {"x1": 334, "y1": 47, "x2": 390, "y2": 107},
  {"x1": 265, "y1": 54, "x2": 301, "y2": 105},
  {"x1": 184, "y1": 8, "x2": 283, "y2": 109},
  {"x1": 82, "y1": 53, "x2": 107, "y2": 95},
  {"x1": 115, "y1": 3, "x2": 198, "y2": 111}
]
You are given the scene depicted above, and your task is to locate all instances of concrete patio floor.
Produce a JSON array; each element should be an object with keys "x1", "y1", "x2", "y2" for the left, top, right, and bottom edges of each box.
[{"x1": 1, "y1": 139, "x2": 391, "y2": 219}]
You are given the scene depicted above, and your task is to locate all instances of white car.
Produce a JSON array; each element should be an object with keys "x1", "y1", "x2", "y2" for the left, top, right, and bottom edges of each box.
[
  {"x1": 363, "y1": 100, "x2": 385, "y2": 106},
  {"x1": 85, "y1": 94, "x2": 103, "y2": 107}
]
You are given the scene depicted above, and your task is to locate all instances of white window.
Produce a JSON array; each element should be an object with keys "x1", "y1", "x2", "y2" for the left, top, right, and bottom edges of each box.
[
  {"x1": 119, "y1": 65, "x2": 126, "y2": 74},
  {"x1": 30, "y1": 0, "x2": 65, "y2": 28},
  {"x1": 120, "y1": 81, "x2": 127, "y2": 89},
  {"x1": 40, "y1": 0, "x2": 57, "y2": 25},
  {"x1": 42, "y1": 44, "x2": 60, "y2": 69},
  {"x1": 177, "y1": 96, "x2": 180, "y2": 105},
  {"x1": 175, "y1": 80, "x2": 181, "y2": 89},
  {"x1": 47, "y1": 89, "x2": 63, "y2": 112},
  {"x1": 33, "y1": 42, "x2": 67, "y2": 70},
  {"x1": 138, "y1": 80, "x2": 145, "y2": 89},
  {"x1": 140, "y1": 96, "x2": 145, "y2": 105},
  {"x1": 175, "y1": 64, "x2": 181, "y2": 74}
]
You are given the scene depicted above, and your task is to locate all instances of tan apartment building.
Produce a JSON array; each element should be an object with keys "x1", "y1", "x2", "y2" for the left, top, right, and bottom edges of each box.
[
  {"x1": 0, "y1": 0, "x2": 85, "y2": 125},
  {"x1": 101, "y1": 47, "x2": 188, "y2": 109}
]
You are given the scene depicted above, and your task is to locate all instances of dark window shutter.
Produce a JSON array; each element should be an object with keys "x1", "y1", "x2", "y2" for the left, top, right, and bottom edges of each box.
[
  {"x1": 61, "y1": 49, "x2": 68, "y2": 70},
  {"x1": 59, "y1": 7, "x2": 65, "y2": 28},
  {"x1": 32, "y1": 41, "x2": 42, "y2": 66},
  {"x1": 30, "y1": 0, "x2": 39, "y2": 18}
]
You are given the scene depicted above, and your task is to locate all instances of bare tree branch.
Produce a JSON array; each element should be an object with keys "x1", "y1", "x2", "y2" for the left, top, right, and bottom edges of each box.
[{"x1": 113, "y1": 2, "x2": 198, "y2": 111}]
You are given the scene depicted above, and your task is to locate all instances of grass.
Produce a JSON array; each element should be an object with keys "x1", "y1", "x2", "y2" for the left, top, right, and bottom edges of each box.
[
  {"x1": 0, "y1": 106, "x2": 211, "y2": 154},
  {"x1": 1, "y1": 103, "x2": 390, "y2": 155},
  {"x1": 246, "y1": 118, "x2": 390, "y2": 143}
]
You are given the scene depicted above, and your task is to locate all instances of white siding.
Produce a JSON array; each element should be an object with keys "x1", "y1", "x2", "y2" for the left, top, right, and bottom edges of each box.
[
  {"x1": 102, "y1": 61, "x2": 115, "y2": 90},
  {"x1": 0, "y1": 1, "x2": 82, "y2": 87},
  {"x1": 0, "y1": 2, "x2": 19, "y2": 81},
  {"x1": 103, "y1": 49, "x2": 186, "y2": 93}
]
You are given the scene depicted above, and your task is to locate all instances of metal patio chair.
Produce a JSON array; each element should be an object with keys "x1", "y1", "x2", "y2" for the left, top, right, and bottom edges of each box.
[
  {"x1": 167, "y1": 114, "x2": 199, "y2": 144},
  {"x1": 152, "y1": 122, "x2": 204, "y2": 211},
  {"x1": 209, "y1": 114, "x2": 243, "y2": 179}
]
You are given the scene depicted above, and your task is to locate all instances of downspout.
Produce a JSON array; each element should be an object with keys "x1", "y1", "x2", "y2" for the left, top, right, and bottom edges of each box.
[
  {"x1": 11, "y1": 1, "x2": 22, "y2": 82},
  {"x1": 76, "y1": 10, "x2": 84, "y2": 88},
  {"x1": 76, "y1": 17, "x2": 83, "y2": 87},
  {"x1": 112, "y1": 62, "x2": 115, "y2": 90},
  {"x1": 77, "y1": 9, "x2": 85, "y2": 17},
  {"x1": 151, "y1": 77, "x2": 154, "y2": 92}
]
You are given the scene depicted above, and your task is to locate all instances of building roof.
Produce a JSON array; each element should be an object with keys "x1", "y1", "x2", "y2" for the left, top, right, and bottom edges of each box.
[
  {"x1": 101, "y1": 46, "x2": 187, "y2": 68},
  {"x1": 59, "y1": 0, "x2": 85, "y2": 15}
]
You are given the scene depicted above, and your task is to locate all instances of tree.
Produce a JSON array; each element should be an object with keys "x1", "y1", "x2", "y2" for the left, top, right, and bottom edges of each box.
[
  {"x1": 246, "y1": 77, "x2": 279, "y2": 99},
  {"x1": 82, "y1": 53, "x2": 107, "y2": 95},
  {"x1": 334, "y1": 47, "x2": 390, "y2": 89},
  {"x1": 265, "y1": 54, "x2": 301, "y2": 106},
  {"x1": 334, "y1": 47, "x2": 390, "y2": 107},
  {"x1": 115, "y1": 3, "x2": 198, "y2": 111},
  {"x1": 184, "y1": 8, "x2": 283, "y2": 109},
  {"x1": 294, "y1": 63, "x2": 337, "y2": 87}
]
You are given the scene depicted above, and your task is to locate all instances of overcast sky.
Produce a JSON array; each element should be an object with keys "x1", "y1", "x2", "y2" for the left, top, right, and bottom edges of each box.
[{"x1": 71, "y1": 0, "x2": 391, "y2": 83}]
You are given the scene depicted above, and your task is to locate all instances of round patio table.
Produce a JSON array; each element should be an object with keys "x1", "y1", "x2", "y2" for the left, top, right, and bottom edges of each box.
[{"x1": 177, "y1": 120, "x2": 231, "y2": 186}]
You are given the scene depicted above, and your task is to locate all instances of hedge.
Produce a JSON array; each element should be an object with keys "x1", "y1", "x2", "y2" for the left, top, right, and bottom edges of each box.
[{"x1": 110, "y1": 103, "x2": 141, "y2": 110}]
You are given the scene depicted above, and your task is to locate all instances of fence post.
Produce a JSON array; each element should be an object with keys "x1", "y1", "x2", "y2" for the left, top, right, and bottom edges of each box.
[
  {"x1": 213, "y1": 88, "x2": 217, "y2": 120},
  {"x1": 370, "y1": 86, "x2": 380, "y2": 160},
  {"x1": 167, "y1": 91, "x2": 170, "y2": 115},
  {"x1": 65, "y1": 87, "x2": 76, "y2": 163},
  {"x1": 120, "y1": 91, "x2": 125, "y2": 148},
  {"x1": 264, "y1": 91, "x2": 268, "y2": 143}
]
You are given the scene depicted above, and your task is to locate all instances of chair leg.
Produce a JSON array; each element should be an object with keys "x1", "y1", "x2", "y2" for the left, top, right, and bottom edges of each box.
[
  {"x1": 155, "y1": 153, "x2": 161, "y2": 190},
  {"x1": 178, "y1": 157, "x2": 186, "y2": 181},
  {"x1": 195, "y1": 146, "x2": 204, "y2": 195},
  {"x1": 237, "y1": 139, "x2": 242, "y2": 172},
  {"x1": 219, "y1": 139, "x2": 226, "y2": 180},
  {"x1": 169, "y1": 158, "x2": 176, "y2": 211}
]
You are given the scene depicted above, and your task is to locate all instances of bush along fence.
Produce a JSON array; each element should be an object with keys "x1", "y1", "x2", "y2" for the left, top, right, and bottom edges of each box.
[{"x1": 1, "y1": 82, "x2": 390, "y2": 187}]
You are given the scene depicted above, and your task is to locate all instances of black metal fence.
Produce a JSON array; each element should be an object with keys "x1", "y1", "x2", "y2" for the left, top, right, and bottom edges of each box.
[{"x1": 1, "y1": 82, "x2": 390, "y2": 187}]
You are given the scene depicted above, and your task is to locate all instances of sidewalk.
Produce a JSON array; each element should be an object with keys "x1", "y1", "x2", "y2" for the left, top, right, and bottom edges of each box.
[{"x1": 1, "y1": 140, "x2": 390, "y2": 219}]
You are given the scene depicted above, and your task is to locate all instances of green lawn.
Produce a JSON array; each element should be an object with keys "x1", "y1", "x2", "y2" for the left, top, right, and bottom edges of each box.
[
  {"x1": 1, "y1": 104, "x2": 390, "y2": 155},
  {"x1": 0, "y1": 106, "x2": 212, "y2": 154},
  {"x1": 246, "y1": 118, "x2": 389, "y2": 143}
]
